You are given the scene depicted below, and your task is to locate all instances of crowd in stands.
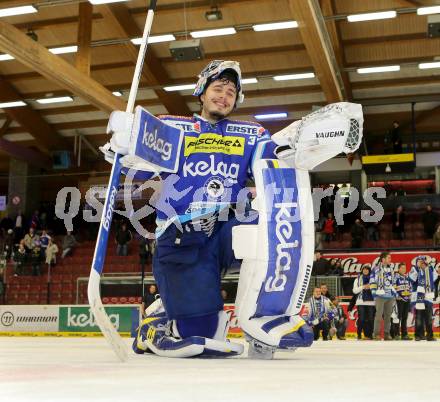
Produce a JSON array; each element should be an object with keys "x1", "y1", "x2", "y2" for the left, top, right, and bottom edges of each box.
[
  {"x1": 314, "y1": 197, "x2": 440, "y2": 250},
  {"x1": 307, "y1": 251, "x2": 439, "y2": 341}
]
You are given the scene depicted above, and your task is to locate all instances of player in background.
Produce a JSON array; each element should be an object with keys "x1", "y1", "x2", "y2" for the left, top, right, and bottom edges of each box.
[{"x1": 102, "y1": 60, "x2": 363, "y2": 358}]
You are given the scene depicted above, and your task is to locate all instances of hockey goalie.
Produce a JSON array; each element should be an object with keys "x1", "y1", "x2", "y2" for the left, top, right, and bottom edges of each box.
[{"x1": 101, "y1": 60, "x2": 363, "y2": 359}]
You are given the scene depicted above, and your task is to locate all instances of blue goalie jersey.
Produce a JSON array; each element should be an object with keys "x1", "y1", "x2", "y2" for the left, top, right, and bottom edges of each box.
[{"x1": 149, "y1": 114, "x2": 277, "y2": 233}]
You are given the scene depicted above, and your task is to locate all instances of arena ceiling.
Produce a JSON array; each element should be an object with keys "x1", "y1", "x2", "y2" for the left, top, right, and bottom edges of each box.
[{"x1": 0, "y1": 0, "x2": 439, "y2": 174}]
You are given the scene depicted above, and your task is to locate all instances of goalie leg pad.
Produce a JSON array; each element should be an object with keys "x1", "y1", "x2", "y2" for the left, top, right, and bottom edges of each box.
[
  {"x1": 233, "y1": 159, "x2": 314, "y2": 349},
  {"x1": 133, "y1": 300, "x2": 243, "y2": 358}
]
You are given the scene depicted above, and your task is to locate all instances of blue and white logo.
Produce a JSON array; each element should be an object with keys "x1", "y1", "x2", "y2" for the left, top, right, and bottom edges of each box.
[{"x1": 131, "y1": 106, "x2": 184, "y2": 173}]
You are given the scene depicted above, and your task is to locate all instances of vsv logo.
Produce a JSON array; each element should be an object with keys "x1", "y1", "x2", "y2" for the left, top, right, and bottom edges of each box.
[
  {"x1": 183, "y1": 154, "x2": 240, "y2": 181},
  {"x1": 142, "y1": 125, "x2": 173, "y2": 161},
  {"x1": 103, "y1": 186, "x2": 118, "y2": 231},
  {"x1": 265, "y1": 202, "x2": 299, "y2": 293}
]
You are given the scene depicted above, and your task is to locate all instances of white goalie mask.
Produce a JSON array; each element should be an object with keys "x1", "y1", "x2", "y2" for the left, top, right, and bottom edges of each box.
[{"x1": 193, "y1": 60, "x2": 244, "y2": 104}]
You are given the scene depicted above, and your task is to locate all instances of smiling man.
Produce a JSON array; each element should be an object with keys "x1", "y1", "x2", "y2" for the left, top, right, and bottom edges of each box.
[{"x1": 102, "y1": 60, "x2": 364, "y2": 359}]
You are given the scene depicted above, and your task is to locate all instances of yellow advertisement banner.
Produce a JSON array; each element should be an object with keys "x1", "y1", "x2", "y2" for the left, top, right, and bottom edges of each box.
[
  {"x1": 362, "y1": 153, "x2": 414, "y2": 164},
  {"x1": 184, "y1": 133, "x2": 245, "y2": 156}
]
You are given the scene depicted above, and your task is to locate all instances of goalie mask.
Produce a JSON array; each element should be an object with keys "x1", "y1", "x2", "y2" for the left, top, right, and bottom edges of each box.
[{"x1": 193, "y1": 60, "x2": 244, "y2": 104}]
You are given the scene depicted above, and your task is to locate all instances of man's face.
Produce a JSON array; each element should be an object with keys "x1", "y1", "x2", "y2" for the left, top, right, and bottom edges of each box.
[
  {"x1": 427, "y1": 205, "x2": 432, "y2": 212},
  {"x1": 320, "y1": 285, "x2": 327, "y2": 294},
  {"x1": 417, "y1": 259, "x2": 426, "y2": 269},
  {"x1": 399, "y1": 265, "x2": 406, "y2": 275},
  {"x1": 313, "y1": 288, "x2": 321, "y2": 298},
  {"x1": 383, "y1": 254, "x2": 392, "y2": 265},
  {"x1": 149, "y1": 285, "x2": 156, "y2": 294},
  {"x1": 200, "y1": 78, "x2": 237, "y2": 120},
  {"x1": 333, "y1": 298, "x2": 339, "y2": 306}
]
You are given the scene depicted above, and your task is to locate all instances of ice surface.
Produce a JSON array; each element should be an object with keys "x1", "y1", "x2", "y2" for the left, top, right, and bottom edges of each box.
[{"x1": 0, "y1": 337, "x2": 439, "y2": 402}]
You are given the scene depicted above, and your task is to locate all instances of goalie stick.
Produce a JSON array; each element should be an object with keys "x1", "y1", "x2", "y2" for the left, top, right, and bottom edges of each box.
[{"x1": 87, "y1": 0, "x2": 158, "y2": 362}]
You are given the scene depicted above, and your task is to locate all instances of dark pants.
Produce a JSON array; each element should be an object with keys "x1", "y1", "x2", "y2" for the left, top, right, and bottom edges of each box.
[
  {"x1": 396, "y1": 299, "x2": 409, "y2": 337},
  {"x1": 335, "y1": 319, "x2": 347, "y2": 338},
  {"x1": 313, "y1": 320, "x2": 330, "y2": 340},
  {"x1": 415, "y1": 304, "x2": 434, "y2": 339},
  {"x1": 357, "y1": 305, "x2": 375, "y2": 338}
]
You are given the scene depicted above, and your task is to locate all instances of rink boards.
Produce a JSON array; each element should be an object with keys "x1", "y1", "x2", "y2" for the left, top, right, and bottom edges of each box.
[{"x1": 1, "y1": 303, "x2": 439, "y2": 338}]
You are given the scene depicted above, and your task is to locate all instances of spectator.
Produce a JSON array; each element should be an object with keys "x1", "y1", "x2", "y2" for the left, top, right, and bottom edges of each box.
[
  {"x1": 2, "y1": 229, "x2": 14, "y2": 260},
  {"x1": 393, "y1": 263, "x2": 411, "y2": 340},
  {"x1": 322, "y1": 212, "x2": 336, "y2": 242},
  {"x1": 45, "y1": 238, "x2": 59, "y2": 269},
  {"x1": 14, "y1": 210, "x2": 24, "y2": 243},
  {"x1": 320, "y1": 283, "x2": 333, "y2": 300},
  {"x1": 116, "y1": 223, "x2": 132, "y2": 257},
  {"x1": 23, "y1": 227, "x2": 40, "y2": 252},
  {"x1": 422, "y1": 205, "x2": 438, "y2": 240},
  {"x1": 13, "y1": 243, "x2": 27, "y2": 276},
  {"x1": 312, "y1": 252, "x2": 329, "y2": 276},
  {"x1": 328, "y1": 258, "x2": 336, "y2": 271},
  {"x1": 331, "y1": 296, "x2": 347, "y2": 340},
  {"x1": 140, "y1": 284, "x2": 158, "y2": 318},
  {"x1": 395, "y1": 187, "x2": 406, "y2": 197},
  {"x1": 434, "y1": 225, "x2": 440, "y2": 248},
  {"x1": 409, "y1": 256, "x2": 438, "y2": 341},
  {"x1": 30, "y1": 210, "x2": 40, "y2": 230},
  {"x1": 40, "y1": 229, "x2": 51, "y2": 255},
  {"x1": 391, "y1": 205, "x2": 405, "y2": 240},
  {"x1": 366, "y1": 221, "x2": 380, "y2": 242},
  {"x1": 62, "y1": 231, "x2": 77, "y2": 259},
  {"x1": 352, "y1": 266, "x2": 374, "y2": 340},
  {"x1": 30, "y1": 242, "x2": 43, "y2": 276},
  {"x1": 390, "y1": 120, "x2": 402, "y2": 154},
  {"x1": 351, "y1": 219, "x2": 365, "y2": 249},
  {"x1": 221, "y1": 289, "x2": 228, "y2": 302},
  {"x1": 0, "y1": 214, "x2": 13, "y2": 233},
  {"x1": 305, "y1": 287, "x2": 336, "y2": 341},
  {"x1": 139, "y1": 237, "x2": 150, "y2": 274},
  {"x1": 370, "y1": 252, "x2": 396, "y2": 340}
]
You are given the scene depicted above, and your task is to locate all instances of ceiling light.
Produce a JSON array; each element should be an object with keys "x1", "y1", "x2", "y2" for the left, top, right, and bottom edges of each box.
[
  {"x1": 273, "y1": 72, "x2": 315, "y2": 81},
  {"x1": 242, "y1": 78, "x2": 258, "y2": 84},
  {"x1": 347, "y1": 11, "x2": 396, "y2": 22},
  {"x1": 88, "y1": 0, "x2": 129, "y2": 4},
  {"x1": 164, "y1": 84, "x2": 197, "y2": 92},
  {"x1": 252, "y1": 21, "x2": 298, "y2": 31},
  {"x1": 49, "y1": 46, "x2": 78, "y2": 55},
  {"x1": 0, "y1": 54, "x2": 14, "y2": 61},
  {"x1": 36, "y1": 96, "x2": 73, "y2": 104},
  {"x1": 254, "y1": 112, "x2": 288, "y2": 120},
  {"x1": 357, "y1": 65, "x2": 400, "y2": 74},
  {"x1": 190, "y1": 27, "x2": 236, "y2": 38},
  {"x1": 0, "y1": 5, "x2": 37, "y2": 18},
  {"x1": 385, "y1": 164, "x2": 392, "y2": 173},
  {"x1": 0, "y1": 101, "x2": 26, "y2": 108},
  {"x1": 419, "y1": 61, "x2": 440, "y2": 69},
  {"x1": 205, "y1": 6, "x2": 222, "y2": 22},
  {"x1": 417, "y1": 6, "x2": 440, "y2": 15},
  {"x1": 112, "y1": 91, "x2": 123, "y2": 97},
  {"x1": 131, "y1": 34, "x2": 176, "y2": 45}
]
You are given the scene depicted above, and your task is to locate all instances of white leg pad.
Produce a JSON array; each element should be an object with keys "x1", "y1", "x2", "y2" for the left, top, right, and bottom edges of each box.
[{"x1": 233, "y1": 159, "x2": 314, "y2": 347}]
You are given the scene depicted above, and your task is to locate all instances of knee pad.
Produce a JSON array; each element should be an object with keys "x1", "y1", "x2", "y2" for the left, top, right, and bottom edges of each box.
[{"x1": 232, "y1": 159, "x2": 314, "y2": 346}]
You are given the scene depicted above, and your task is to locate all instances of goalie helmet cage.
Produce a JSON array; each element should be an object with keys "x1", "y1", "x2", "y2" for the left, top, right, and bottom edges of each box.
[{"x1": 87, "y1": 0, "x2": 158, "y2": 362}]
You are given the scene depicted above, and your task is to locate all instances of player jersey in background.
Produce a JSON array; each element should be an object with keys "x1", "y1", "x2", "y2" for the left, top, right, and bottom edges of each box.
[{"x1": 153, "y1": 113, "x2": 277, "y2": 235}]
